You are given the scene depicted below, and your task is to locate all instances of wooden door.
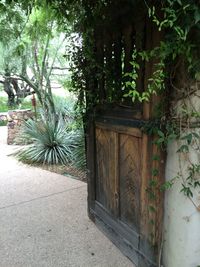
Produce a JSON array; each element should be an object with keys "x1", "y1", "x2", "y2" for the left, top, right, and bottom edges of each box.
[
  {"x1": 95, "y1": 121, "x2": 141, "y2": 227},
  {"x1": 87, "y1": 114, "x2": 163, "y2": 267},
  {"x1": 95, "y1": 121, "x2": 141, "y2": 265},
  {"x1": 86, "y1": 4, "x2": 164, "y2": 265}
]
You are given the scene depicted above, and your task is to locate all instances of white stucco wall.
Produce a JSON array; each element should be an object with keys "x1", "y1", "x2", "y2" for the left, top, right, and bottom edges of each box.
[{"x1": 163, "y1": 91, "x2": 200, "y2": 267}]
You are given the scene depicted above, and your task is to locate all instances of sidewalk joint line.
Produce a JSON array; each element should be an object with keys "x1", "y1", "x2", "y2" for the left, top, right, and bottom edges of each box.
[{"x1": 0, "y1": 185, "x2": 86, "y2": 211}]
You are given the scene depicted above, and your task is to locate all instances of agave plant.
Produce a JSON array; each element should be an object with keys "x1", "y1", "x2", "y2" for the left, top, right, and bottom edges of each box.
[
  {"x1": 53, "y1": 95, "x2": 75, "y2": 121},
  {"x1": 69, "y1": 128, "x2": 86, "y2": 170},
  {"x1": 17, "y1": 113, "x2": 76, "y2": 165}
]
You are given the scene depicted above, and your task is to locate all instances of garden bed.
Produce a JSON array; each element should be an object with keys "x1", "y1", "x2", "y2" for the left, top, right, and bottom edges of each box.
[{"x1": 38, "y1": 163, "x2": 87, "y2": 182}]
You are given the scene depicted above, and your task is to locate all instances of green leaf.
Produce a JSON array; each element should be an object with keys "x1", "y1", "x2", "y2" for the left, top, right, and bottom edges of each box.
[
  {"x1": 176, "y1": 0, "x2": 182, "y2": 5},
  {"x1": 156, "y1": 137, "x2": 165, "y2": 145},
  {"x1": 148, "y1": 205, "x2": 156, "y2": 213},
  {"x1": 167, "y1": 133, "x2": 177, "y2": 142},
  {"x1": 160, "y1": 181, "x2": 174, "y2": 191},
  {"x1": 180, "y1": 184, "x2": 193, "y2": 198},
  {"x1": 177, "y1": 145, "x2": 189, "y2": 153},
  {"x1": 152, "y1": 154, "x2": 160, "y2": 161},
  {"x1": 157, "y1": 130, "x2": 165, "y2": 137},
  {"x1": 181, "y1": 133, "x2": 193, "y2": 145},
  {"x1": 152, "y1": 168, "x2": 159, "y2": 177},
  {"x1": 192, "y1": 132, "x2": 200, "y2": 139}
]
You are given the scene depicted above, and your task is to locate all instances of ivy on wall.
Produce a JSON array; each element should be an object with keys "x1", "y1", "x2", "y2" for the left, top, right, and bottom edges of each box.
[{"x1": 145, "y1": 0, "x2": 200, "y2": 210}]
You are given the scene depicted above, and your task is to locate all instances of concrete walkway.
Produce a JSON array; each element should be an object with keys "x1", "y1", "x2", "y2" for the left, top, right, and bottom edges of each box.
[{"x1": 0, "y1": 127, "x2": 133, "y2": 267}]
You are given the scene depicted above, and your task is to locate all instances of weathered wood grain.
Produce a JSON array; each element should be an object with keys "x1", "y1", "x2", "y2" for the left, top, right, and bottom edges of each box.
[
  {"x1": 119, "y1": 133, "x2": 141, "y2": 231},
  {"x1": 95, "y1": 127, "x2": 118, "y2": 217}
]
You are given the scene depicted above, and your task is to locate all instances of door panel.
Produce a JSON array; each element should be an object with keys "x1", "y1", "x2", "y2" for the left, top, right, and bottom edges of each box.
[
  {"x1": 119, "y1": 133, "x2": 141, "y2": 230},
  {"x1": 95, "y1": 127, "x2": 118, "y2": 217},
  {"x1": 87, "y1": 118, "x2": 162, "y2": 267},
  {"x1": 95, "y1": 123, "x2": 141, "y2": 232},
  {"x1": 94, "y1": 123, "x2": 142, "y2": 266}
]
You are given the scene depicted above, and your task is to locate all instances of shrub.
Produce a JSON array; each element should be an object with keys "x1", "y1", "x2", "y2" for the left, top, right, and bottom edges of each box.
[
  {"x1": 0, "y1": 120, "x2": 7, "y2": 126},
  {"x1": 16, "y1": 113, "x2": 76, "y2": 165}
]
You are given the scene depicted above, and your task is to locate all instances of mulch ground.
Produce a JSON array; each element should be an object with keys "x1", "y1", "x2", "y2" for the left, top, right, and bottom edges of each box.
[{"x1": 36, "y1": 163, "x2": 87, "y2": 182}]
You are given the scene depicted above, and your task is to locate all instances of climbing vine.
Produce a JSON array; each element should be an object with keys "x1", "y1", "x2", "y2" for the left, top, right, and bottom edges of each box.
[
  {"x1": 147, "y1": 1, "x2": 200, "y2": 210},
  {"x1": 49, "y1": 0, "x2": 200, "y2": 208},
  {"x1": 125, "y1": 4, "x2": 200, "y2": 246}
]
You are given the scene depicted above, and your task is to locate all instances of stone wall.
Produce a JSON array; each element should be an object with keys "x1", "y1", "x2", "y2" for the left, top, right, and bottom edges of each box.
[{"x1": 7, "y1": 109, "x2": 33, "y2": 145}]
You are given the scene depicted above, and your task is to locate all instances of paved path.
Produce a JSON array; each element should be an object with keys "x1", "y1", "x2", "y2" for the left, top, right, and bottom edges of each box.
[{"x1": 0, "y1": 127, "x2": 133, "y2": 267}]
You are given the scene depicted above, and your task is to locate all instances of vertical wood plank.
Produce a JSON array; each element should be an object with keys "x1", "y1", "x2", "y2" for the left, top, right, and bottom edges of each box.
[
  {"x1": 119, "y1": 134, "x2": 141, "y2": 231},
  {"x1": 86, "y1": 115, "x2": 96, "y2": 220},
  {"x1": 95, "y1": 127, "x2": 118, "y2": 217}
]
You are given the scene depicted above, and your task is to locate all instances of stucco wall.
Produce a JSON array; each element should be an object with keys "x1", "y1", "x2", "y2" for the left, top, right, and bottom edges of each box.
[{"x1": 163, "y1": 92, "x2": 200, "y2": 267}]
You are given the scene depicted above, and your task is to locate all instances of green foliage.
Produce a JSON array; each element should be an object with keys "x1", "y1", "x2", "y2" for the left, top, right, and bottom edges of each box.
[
  {"x1": 26, "y1": 6, "x2": 56, "y2": 40},
  {"x1": 0, "y1": 1, "x2": 71, "y2": 112},
  {"x1": 0, "y1": 1, "x2": 26, "y2": 45},
  {"x1": 0, "y1": 120, "x2": 7, "y2": 126},
  {"x1": 53, "y1": 95, "x2": 75, "y2": 119},
  {"x1": 124, "y1": 1, "x2": 200, "y2": 105},
  {"x1": 124, "y1": 50, "x2": 166, "y2": 103},
  {"x1": 0, "y1": 96, "x2": 32, "y2": 112},
  {"x1": 160, "y1": 180, "x2": 175, "y2": 191},
  {"x1": 142, "y1": 120, "x2": 178, "y2": 149},
  {"x1": 16, "y1": 105, "x2": 86, "y2": 169},
  {"x1": 0, "y1": 96, "x2": 9, "y2": 112},
  {"x1": 149, "y1": 0, "x2": 200, "y2": 75},
  {"x1": 44, "y1": 0, "x2": 200, "y2": 205},
  {"x1": 180, "y1": 164, "x2": 200, "y2": 197},
  {"x1": 68, "y1": 128, "x2": 86, "y2": 170},
  {"x1": 16, "y1": 113, "x2": 75, "y2": 165}
]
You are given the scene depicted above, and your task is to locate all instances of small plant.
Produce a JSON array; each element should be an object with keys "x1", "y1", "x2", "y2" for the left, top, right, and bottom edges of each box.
[
  {"x1": 0, "y1": 120, "x2": 7, "y2": 126},
  {"x1": 16, "y1": 108, "x2": 86, "y2": 170},
  {"x1": 16, "y1": 113, "x2": 76, "y2": 165}
]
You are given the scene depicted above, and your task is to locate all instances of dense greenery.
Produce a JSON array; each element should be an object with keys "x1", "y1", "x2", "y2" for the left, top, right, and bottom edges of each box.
[
  {"x1": 0, "y1": 96, "x2": 32, "y2": 112},
  {"x1": 0, "y1": 0, "x2": 70, "y2": 111},
  {"x1": 1, "y1": 0, "x2": 200, "y2": 189},
  {"x1": 0, "y1": 0, "x2": 86, "y2": 169},
  {"x1": 45, "y1": 0, "x2": 200, "y2": 205},
  {"x1": 38, "y1": 0, "x2": 199, "y2": 125}
]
